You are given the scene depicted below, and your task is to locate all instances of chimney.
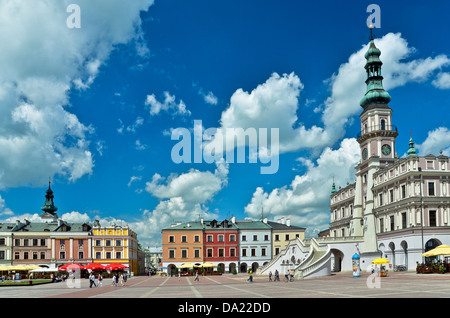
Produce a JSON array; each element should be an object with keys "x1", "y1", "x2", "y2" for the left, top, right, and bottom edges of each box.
[
  {"x1": 286, "y1": 219, "x2": 291, "y2": 227},
  {"x1": 230, "y1": 216, "x2": 235, "y2": 224},
  {"x1": 263, "y1": 217, "x2": 267, "y2": 224},
  {"x1": 200, "y1": 218, "x2": 204, "y2": 224}
]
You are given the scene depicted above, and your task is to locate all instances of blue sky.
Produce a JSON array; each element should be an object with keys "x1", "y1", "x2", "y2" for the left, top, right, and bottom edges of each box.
[{"x1": 0, "y1": 0, "x2": 449, "y2": 247}]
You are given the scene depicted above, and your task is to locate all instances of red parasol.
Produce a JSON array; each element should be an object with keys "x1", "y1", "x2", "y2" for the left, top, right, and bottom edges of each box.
[
  {"x1": 83, "y1": 263, "x2": 105, "y2": 271},
  {"x1": 58, "y1": 263, "x2": 83, "y2": 271},
  {"x1": 105, "y1": 263, "x2": 128, "y2": 271}
]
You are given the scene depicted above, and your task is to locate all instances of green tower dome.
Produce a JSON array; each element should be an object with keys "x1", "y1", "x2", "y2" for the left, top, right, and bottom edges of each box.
[{"x1": 360, "y1": 39, "x2": 391, "y2": 108}]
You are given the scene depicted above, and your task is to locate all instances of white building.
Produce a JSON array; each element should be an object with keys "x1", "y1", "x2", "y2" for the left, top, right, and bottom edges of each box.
[{"x1": 328, "y1": 33, "x2": 450, "y2": 272}]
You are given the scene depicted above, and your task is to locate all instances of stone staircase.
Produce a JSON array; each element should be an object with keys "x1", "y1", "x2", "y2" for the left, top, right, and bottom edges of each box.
[{"x1": 257, "y1": 237, "x2": 331, "y2": 279}]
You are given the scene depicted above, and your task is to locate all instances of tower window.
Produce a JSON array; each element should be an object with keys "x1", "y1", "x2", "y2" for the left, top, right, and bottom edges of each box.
[{"x1": 380, "y1": 119, "x2": 385, "y2": 130}]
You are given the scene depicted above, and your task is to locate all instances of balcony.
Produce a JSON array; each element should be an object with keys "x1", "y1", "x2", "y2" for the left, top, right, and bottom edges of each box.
[{"x1": 357, "y1": 125, "x2": 398, "y2": 142}]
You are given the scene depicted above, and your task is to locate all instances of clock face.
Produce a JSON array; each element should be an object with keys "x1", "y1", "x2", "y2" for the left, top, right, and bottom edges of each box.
[
  {"x1": 382, "y1": 144, "x2": 391, "y2": 156},
  {"x1": 362, "y1": 148, "x2": 368, "y2": 160}
]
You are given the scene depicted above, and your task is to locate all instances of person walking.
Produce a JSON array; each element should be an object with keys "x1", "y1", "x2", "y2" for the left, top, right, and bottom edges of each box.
[
  {"x1": 89, "y1": 273, "x2": 97, "y2": 288},
  {"x1": 97, "y1": 274, "x2": 103, "y2": 287},
  {"x1": 274, "y1": 269, "x2": 279, "y2": 281},
  {"x1": 119, "y1": 274, "x2": 124, "y2": 286},
  {"x1": 269, "y1": 271, "x2": 272, "y2": 281},
  {"x1": 247, "y1": 270, "x2": 253, "y2": 283},
  {"x1": 194, "y1": 271, "x2": 199, "y2": 282}
]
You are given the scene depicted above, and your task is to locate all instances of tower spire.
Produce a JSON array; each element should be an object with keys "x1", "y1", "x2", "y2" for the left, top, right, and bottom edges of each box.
[
  {"x1": 359, "y1": 27, "x2": 391, "y2": 109},
  {"x1": 40, "y1": 179, "x2": 58, "y2": 219}
]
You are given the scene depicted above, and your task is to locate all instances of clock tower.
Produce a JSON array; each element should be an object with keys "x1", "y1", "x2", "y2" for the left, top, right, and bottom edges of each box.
[{"x1": 352, "y1": 27, "x2": 398, "y2": 254}]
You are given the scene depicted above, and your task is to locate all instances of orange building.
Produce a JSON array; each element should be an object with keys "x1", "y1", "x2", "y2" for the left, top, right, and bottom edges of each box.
[{"x1": 162, "y1": 221, "x2": 204, "y2": 274}]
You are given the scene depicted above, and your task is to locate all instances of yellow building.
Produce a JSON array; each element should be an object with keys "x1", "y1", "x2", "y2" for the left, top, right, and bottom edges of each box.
[
  {"x1": 92, "y1": 220, "x2": 140, "y2": 275},
  {"x1": 268, "y1": 219, "x2": 305, "y2": 256}
]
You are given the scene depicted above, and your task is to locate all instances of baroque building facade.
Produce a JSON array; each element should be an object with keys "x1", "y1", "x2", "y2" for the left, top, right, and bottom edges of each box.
[{"x1": 328, "y1": 31, "x2": 450, "y2": 271}]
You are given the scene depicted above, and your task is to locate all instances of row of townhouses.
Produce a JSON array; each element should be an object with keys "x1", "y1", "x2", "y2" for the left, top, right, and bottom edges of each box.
[
  {"x1": 161, "y1": 216, "x2": 305, "y2": 275},
  {"x1": 0, "y1": 184, "x2": 144, "y2": 275}
]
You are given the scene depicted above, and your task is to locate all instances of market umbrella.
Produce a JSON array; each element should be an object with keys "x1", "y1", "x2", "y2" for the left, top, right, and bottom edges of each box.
[
  {"x1": 178, "y1": 262, "x2": 195, "y2": 269},
  {"x1": 422, "y1": 245, "x2": 450, "y2": 257},
  {"x1": 84, "y1": 263, "x2": 105, "y2": 271},
  {"x1": 58, "y1": 263, "x2": 83, "y2": 271},
  {"x1": 371, "y1": 258, "x2": 390, "y2": 264},
  {"x1": 105, "y1": 263, "x2": 128, "y2": 271},
  {"x1": 201, "y1": 262, "x2": 217, "y2": 268}
]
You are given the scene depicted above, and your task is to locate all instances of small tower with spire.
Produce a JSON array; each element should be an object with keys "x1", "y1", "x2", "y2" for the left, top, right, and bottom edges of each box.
[{"x1": 40, "y1": 178, "x2": 58, "y2": 220}]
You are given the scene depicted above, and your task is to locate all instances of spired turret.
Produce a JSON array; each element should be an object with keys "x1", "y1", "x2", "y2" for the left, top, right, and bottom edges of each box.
[
  {"x1": 40, "y1": 180, "x2": 58, "y2": 220},
  {"x1": 359, "y1": 26, "x2": 391, "y2": 109}
]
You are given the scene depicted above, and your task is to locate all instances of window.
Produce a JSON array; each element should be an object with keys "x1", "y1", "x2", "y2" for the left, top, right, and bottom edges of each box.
[
  {"x1": 274, "y1": 234, "x2": 280, "y2": 241},
  {"x1": 229, "y1": 235, "x2": 236, "y2": 242},
  {"x1": 181, "y1": 249, "x2": 188, "y2": 258},
  {"x1": 194, "y1": 249, "x2": 200, "y2": 258},
  {"x1": 390, "y1": 216, "x2": 395, "y2": 231},
  {"x1": 0, "y1": 251, "x2": 5, "y2": 259},
  {"x1": 0, "y1": 239, "x2": 5, "y2": 246},
  {"x1": 218, "y1": 248, "x2": 224, "y2": 257},
  {"x1": 169, "y1": 236, "x2": 175, "y2": 243},
  {"x1": 33, "y1": 239, "x2": 38, "y2": 246},
  {"x1": 275, "y1": 247, "x2": 280, "y2": 255},
  {"x1": 251, "y1": 248, "x2": 256, "y2": 257},
  {"x1": 79, "y1": 252, "x2": 84, "y2": 259},
  {"x1": 194, "y1": 235, "x2": 200, "y2": 242},
  {"x1": 429, "y1": 210, "x2": 437, "y2": 227},
  {"x1": 285, "y1": 234, "x2": 290, "y2": 241},
  {"x1": 115, "y1": 252, "x2": 121, "y2": 259},
  {"x1": 253, "y1": 235, "x2": 258, "y2": 241},
  {"x1": 60, "y1": 251, "x2": 65, "y2": 259},
  {"x1": 390, "y1": 189, "x2": 394, "y2": 203},
  {"x1": 40, "y1": 239, "x2": 46, "y2": 246},
  {"x1": 264, "y1": 235, "x2": 269, "y2": 241},
  {"x1": 428, "y1": 182, "x2": 435, "y2": 196},
  {"x1": 105, "y1": 240, "x2": 111, "y2": 247},
  {"x1": 242, "y1": 249, "x2": 247, "y2": 257},
  {"x1": 96, "y1": 239, "x2": 101, "y2": 246},
  {"x1": 181, "y1": 236, "x2": 187, "y2": 243},
  {"x1": 402, "y1": 212, "x2": 407, "y2": 229},
  {"x1": 261, "y1": 248, "x2": 266, "y2": 257},
  {"x1": 106, "y1": 252, "x2": 112, "y2": 259},
  {"x1": 379, "y1": 193, "x2": 383, "y2": 206},
  {"x1": 169, "y1": 249, "x2": 175, "y2": 259},
  {"x1": 40, "y1": 252, "x2": 45, "y2": 259},
  {"x1": 230, "y1": 248, "x2": 236, "y2": 257},
  {"x1": 379, "y1": 218, "x2": 384, "y2": 233},
  {"x1": 401, "y1": 185, "x2": 406, "y2": 199},
  {"x1": 218, "y1": 235, "x2": 224, "y2": 242},
  {"x1": 207, "y1": 235, "x2": 213, "y2": 242},
  {"x1": 96, "y1": 252, "x2": 101, "y2": 259},
  {"x1": 14, "y1": 252, "x2": 19, "y2": 260},
  {"x1": 207, "y1": 249, "x2": 213, "y2": 257},
  {"x1": 241, "y1": 235, "x2": 246, "y2": 241}
]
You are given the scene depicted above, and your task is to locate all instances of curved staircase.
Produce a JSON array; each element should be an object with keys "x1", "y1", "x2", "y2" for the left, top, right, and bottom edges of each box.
[{"x1": 257, "y1": 238, "x2": 331, "y2": 279}]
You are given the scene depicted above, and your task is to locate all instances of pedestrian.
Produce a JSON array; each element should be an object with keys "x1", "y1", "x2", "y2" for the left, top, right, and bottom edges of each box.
[
  {"x1": 194, "y1": 271, "x2": 199, "y2": 282},
  {"x1": 112, "y1": 275, "x2": 116, "y2": 287},
  {"x1": 274, "y1": 269, "x2": 279, "y2": 281},
  {"x1": 119, "y1": 274, "x2": 124, "y2": 286},
  {"x1": 269, "y1": 271, "x2": 272, "y2": 281},
  {"x1": 247, "y1": 270, "x2": 253, "y2": 283},
  {"x1": 115, "y1": 273, "x2": 119, "y2": 286},
  {"x1": 89, "y1": 273, "x2": 96, "y2": 288},
  {"x1": 178, "y1": 272, "x2": 181, "y2": 282},
  {"x1": 123, "y1": 273, "x2": 127, "y2": 283},
  {"x1": 97, "y1": 274, "x2": 103, "y2": 287}
]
